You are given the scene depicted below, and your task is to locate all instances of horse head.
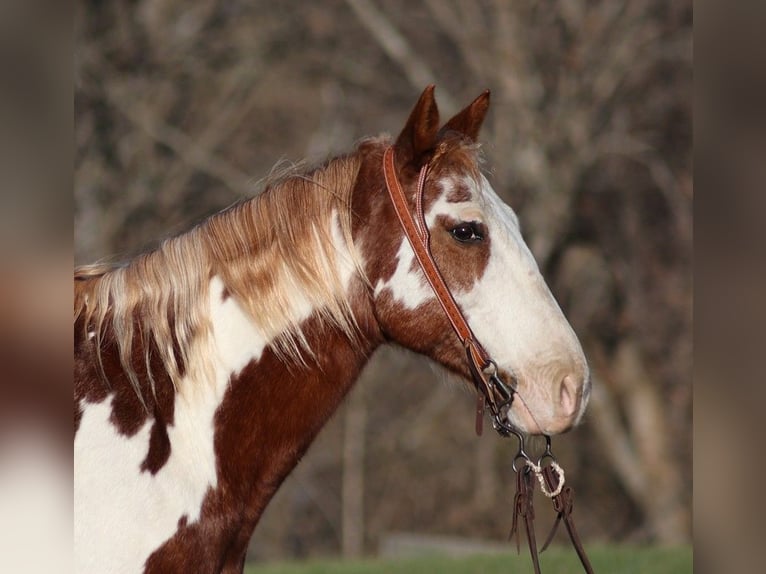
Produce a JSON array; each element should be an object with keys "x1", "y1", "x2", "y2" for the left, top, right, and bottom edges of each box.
[{"x1": 356, "y1": 86, "x2": 590, "y2": 435}]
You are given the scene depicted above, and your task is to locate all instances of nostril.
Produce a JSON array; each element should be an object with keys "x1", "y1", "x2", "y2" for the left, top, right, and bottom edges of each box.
[{"x1": 558, "y1": 374, "x2": 579, "y2": 418}]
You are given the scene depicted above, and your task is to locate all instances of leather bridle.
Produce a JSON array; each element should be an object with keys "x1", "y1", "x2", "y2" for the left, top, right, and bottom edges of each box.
[
  {"x1": 382, "y1": 146, "x2": 517, "y2": 438},
  {"x1": 382, "y1": 146, "x2": 595, "y2": 574}
]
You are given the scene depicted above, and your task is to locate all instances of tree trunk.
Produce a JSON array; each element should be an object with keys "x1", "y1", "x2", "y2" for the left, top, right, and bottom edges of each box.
[
  {"x1": 341, "y1": 386, "x2": 367, "y2": 557},
  {"x1": 590, "y1": 339, "x2": 688, "y2": 543}
]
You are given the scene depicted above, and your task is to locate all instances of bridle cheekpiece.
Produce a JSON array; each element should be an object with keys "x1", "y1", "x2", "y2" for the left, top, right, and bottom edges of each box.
[{"x1": 382, "y1": 146, "x2": 517, "y2": 438}]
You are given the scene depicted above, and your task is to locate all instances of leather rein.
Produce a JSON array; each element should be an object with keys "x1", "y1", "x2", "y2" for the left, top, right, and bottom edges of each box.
[{"x1": 382, "y1": 146, "x2": 595, "y2": 574}]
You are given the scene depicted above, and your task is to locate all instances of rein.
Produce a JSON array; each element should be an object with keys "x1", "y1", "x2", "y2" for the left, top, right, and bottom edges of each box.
[{"x1": 382, "y1": 146, "x2": 594, "y2": 573}]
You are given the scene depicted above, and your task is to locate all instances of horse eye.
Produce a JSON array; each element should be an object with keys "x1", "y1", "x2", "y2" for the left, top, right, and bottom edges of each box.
[{"x1": 450, "y1": 222, "x2": 484, "y2": 243}]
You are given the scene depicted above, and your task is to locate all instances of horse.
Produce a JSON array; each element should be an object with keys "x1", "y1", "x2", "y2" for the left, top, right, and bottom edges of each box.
[{"x1": 74, "y1": 86, "x2": 590, "y2": 574}]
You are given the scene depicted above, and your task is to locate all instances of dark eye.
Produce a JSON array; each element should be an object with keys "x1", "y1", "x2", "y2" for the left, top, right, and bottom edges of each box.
[{"x1": 450, "y1": 221, "x2": 485, "y2": 243}]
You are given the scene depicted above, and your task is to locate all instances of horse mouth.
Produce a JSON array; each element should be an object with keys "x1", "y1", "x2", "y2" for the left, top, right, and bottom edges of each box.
[{"x1": 504, "y1": 386, "x2": 586, "y2": 436}]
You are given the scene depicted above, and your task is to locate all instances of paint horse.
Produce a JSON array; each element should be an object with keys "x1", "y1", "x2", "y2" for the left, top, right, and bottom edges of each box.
[{"x1": 74, "y1": 86, "x2": 590, "y2": 574}]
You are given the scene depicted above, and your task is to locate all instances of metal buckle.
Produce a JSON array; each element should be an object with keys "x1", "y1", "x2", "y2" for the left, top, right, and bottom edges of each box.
[
  {"x1": 477, "y1": 359, "x2": 516, "y2": 438},
  {"x1": 489, "y1": 371, "x2": 514, "y2": 409}
]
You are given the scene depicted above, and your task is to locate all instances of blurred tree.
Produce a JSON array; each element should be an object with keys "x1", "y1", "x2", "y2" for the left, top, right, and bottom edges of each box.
[{"x1": 75, "y1": 0, "x2": 692, "y2": 558}]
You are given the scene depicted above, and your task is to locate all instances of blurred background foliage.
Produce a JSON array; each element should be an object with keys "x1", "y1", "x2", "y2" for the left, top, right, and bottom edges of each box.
[{"x1": 75, "y1": 0, "x2": 691, "y2": 563}]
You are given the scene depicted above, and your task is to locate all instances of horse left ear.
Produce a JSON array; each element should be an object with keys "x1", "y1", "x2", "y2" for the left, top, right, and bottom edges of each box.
[
  {"x1": 394, "y1": 85, "x2": 440, "y2": 166},
  {"x1": 439, "y1": 89, "x2": 491, "y2": 142}
]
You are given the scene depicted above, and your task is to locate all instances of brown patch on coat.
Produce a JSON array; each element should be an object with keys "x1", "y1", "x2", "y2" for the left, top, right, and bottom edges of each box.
[
  {"x1": 351, "y1": 142, "x2": 403, "y2": 288},
  {"x1": 140, "y1": 416, "x2": 172, "y2": 474},
  {"x1": 143, "y1": 291, "x2": 382, "y2": 573},
  {"x1": 353, "y1": 137, "x2": 486, "y2": 288},
  {"x1": 74, "y1": 311, "x2": 177, "y2": 475},
  {"x1": 446, "y1": 179, "x2": 473, "y2": 203},
  {"x1": 429, "y1": 214, "x2": 491, "y2": 293}
]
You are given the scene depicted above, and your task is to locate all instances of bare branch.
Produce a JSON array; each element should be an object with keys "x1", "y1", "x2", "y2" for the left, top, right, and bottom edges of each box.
[
  {"x1": 344, "y1": 0, "x2": 457, "y2": 111},
  {"x1": 159, "y1": 69, "x2": 263, "y2": 206},
  {"x1": 103, "y1": 83, "x2": 253, "y2": 198},
  {"x1": 423, "y1": 0, "x2": 488, "y2": 81},
  {"x1": 587, "y1": 369, "x2": 648, "y2": 505}
]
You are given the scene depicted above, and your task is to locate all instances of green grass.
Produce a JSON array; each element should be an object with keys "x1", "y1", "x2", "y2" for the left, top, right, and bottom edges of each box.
[{"x1": 246, "y1": 545, "x2": 692, "y2": 574}]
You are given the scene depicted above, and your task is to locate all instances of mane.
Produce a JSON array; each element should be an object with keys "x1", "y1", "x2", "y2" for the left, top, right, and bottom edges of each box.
[{"x1": 75, "y1": 148, "x2": 367, "y2": 402}]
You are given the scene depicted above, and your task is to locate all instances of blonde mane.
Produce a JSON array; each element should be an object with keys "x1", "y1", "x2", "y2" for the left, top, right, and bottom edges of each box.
[{"x1": 75, "y1": 151, "x2": 366, "y2": 402}]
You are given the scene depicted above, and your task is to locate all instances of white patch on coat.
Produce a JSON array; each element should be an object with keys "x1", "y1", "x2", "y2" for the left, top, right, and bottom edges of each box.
[
  {"x1": 373, "y1": 236, "x2": 433, "y2": 308},
  {"x1": 74, "y1": 279, "x2": 266, "y2": 574},
  {"x1": 74, "y1": 213, "x2": 357, "y2": 573}
]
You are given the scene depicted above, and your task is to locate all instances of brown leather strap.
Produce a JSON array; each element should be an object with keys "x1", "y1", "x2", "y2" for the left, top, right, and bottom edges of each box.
[
  {"x1": 383, "y1": 147, "x2": 485, "y2": 353},
  {"x1": 475, "y1": 393, "x2": 486, "y2": 436},
  {"x1": 541, "y1": 465, "x2": 595, "y2": 574},
  {"x1": 385, "y1": 147, "x2": 591, "y2": 573},
  {"x1": 382, "y1": 148, "x2": 499, "y2": 407},
  {"x1": 508, "y1": 468, "x2": 542, "y2": 574}
]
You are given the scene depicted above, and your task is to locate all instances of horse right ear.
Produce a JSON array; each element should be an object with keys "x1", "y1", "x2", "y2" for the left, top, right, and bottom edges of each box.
[
  {"x1": 394, "y1": 85, "x2": 440, "y2": 167},
  {"x1": 439, "y1": 89, "x2": 490, "y2": 142}
]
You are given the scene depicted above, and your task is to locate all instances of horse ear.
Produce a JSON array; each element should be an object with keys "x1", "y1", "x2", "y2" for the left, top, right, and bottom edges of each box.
[
  {"x1": 439, "y1": 89, "x2": 491, "y2": 142},
  {"x1": 394, "y1": 85, "x2": 440, "y2": 165}
]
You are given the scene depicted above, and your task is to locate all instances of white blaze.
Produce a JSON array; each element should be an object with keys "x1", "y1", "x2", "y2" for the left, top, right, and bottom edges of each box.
[{"x1": 373, "y1": 174, "x2": 588, "y2": 433}]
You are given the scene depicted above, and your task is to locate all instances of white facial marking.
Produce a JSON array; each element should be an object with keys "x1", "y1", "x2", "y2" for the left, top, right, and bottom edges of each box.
[
  {"x1": 373, "y1": 236, "x2": 432, "y2": 308},
  {"x1": 75, "y1": 212, "x2": 357, "y2": 572},
  {"x1": 375, "y1": 172, "x2": 587, "y2": 434},
  {"x1": 374, "y1": 180, "x2": 475, "y2": 309},
  {"x1": 455, "y1": 175, "x2": 588, "y2": 432}
]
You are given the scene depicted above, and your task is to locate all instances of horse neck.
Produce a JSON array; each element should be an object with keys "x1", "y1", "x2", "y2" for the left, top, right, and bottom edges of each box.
[
  {"x1": 196, "y1": 277, "x2": 379, "y2": 536},
  {"x1": 219, "y1": 295, "x2": 376, "y2": 476},
  {"x1": 204, "y1": 156, "x2": 387, "y2": 525},
  {"x1": 74, "y1": 272, "x2": 383, "y2": 572}
]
